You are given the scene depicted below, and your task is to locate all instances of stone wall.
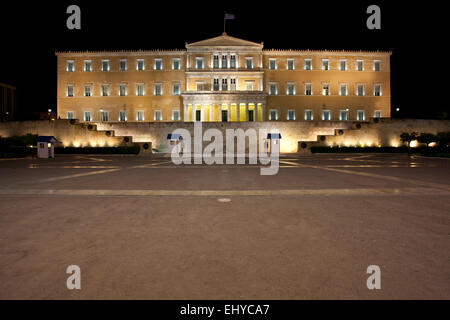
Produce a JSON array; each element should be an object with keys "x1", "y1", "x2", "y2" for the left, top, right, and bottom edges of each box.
[{"x1": 1, "y1": 119, "x2": 449, "y2": 153}]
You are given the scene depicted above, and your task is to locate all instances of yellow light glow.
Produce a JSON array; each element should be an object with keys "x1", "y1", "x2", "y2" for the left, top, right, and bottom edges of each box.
[
  {"x1": 89, "y1": 141, "x2": 97, "y2": 147},
  {"x1": 73, "y1": 141, "x2": 81, "y2": 148},
  {"x1": 409, "y1": 140, "x2": 418, "y2": 148}
]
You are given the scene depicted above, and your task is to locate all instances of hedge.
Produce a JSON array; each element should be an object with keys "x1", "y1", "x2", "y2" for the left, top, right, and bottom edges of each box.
[
  {"x1": 311, "y1": 146, "x2": 412, "y2": 153},
  {"x1": 54, "y1": 146, "x2": 140, "y2": 154}
]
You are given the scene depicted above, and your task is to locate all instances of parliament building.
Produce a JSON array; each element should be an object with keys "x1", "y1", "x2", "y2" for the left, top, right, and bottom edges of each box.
[{"x1": 56, "y1": 33, "x2": 391, "y2": 123}]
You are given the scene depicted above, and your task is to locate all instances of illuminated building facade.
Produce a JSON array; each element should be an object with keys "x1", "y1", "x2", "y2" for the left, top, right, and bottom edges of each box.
[{"x1": 56, "y1": 33, "x2": 391, "y2": 123}]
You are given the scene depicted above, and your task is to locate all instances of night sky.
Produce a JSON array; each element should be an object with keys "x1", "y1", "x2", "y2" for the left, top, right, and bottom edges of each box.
[{"x1": 0, "y1": 1, "x2": 445, "y2": 119}]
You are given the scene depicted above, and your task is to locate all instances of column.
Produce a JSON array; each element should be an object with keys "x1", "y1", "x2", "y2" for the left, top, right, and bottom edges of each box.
[
  {"x1": 235, "y1": 104, "x2": 239, "y2": 122},
  {"x1": 183, "y1": 104, "x2": 187, "y2": 122},
  {"x1": 254, "y1": 103, "x2": 258, "y2": 122},
  {"x1": 219, "y1": 105, "x2": 223, "y2": 122},
  {"x1": 201, "y1": 105, "x2": 204, "y2": 122},
  {"x1": 210, "y1": 104, "x2": 213, "y2": 122},
  {"x1": 192, "y1": 105, "x2": 196, "y2": 122}
]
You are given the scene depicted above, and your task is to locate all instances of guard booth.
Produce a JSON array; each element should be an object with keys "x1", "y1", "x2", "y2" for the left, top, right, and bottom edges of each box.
[
  {"x1": 167, "y1": 134, "x2": 183, "y2": 153},
  {"x1": 266, "y1": 133, "x2": 282, "y2": 154},
  {"x1": 36, "y1": 136, "x2": 60, "y2": 158}
]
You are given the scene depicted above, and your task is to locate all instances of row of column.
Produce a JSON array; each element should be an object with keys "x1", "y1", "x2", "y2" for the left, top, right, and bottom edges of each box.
[{"x1": 183, "y1": 103, "x2": 265, "y2": 122}]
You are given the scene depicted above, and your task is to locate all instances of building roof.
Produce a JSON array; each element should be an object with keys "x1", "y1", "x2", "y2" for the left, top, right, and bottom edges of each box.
[
  {"x1": 36, "y1": 136, "x2": 60, "y2": 143},
  {"x1": 186, "y1": 33, "x2": 263, "y2": 48}
]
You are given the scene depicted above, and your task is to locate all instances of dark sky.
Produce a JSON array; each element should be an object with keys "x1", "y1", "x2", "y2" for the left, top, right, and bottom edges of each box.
[{"x1": 0, "y1": 0, "x2": 445, "y2": 118}]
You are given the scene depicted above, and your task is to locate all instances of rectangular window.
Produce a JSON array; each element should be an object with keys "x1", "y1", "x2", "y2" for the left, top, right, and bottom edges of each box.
[
  {"x1": 172, "y1": 110, "x2": 180, "y2": 121},
  {"x1": 136, "y1": 59, "x2": 145, "y2": 71},
  {"x1": 305, "y1": 83, "x2": 312, "y2": 95},
  {"x1": 154, "y1": 83, "x2": 162, "y2": 96},
  {"x1": 357, "y1": 84, "x2": 365, "y2": 96},
  {"x1": 119, "y1": 111, "x2": 127, "y2": 122},
  {"x1": 269, "y1": 83, "x2": 278, "y2": 95},
  {"x1": 221, "y1": 79, "x2": 228, "y2": 91},
  {"x1": 154, "y1": 59, "x2": 162, "y2": 70},
  {"x1": 154, "y1": 110, "x2": 162, "y2": 121},
  {"x1": 357, "y1": 110, "x2": 365, "y2": 121},
  {"x1": 67, "y1": 61, "x2": 74, "y2": 72},
  {"x1": 357, "y1": 60, "x2": 364, "y2": 71},
  {"x1": 120, "y1": 59, "x2": 127, "y2": 71},
  {"x1": 322, "y1": 59, "x2": 329, "y2": 71},
  {"x1": 136, "y1": 83, "x2": 144, "y2": 96},
  {"x1": 230, "y1": 78, "x2": 236, "y2": 91},
  {"x1": 84, "y1": 111, "x2": 91, "y2": 122},
  {"x1": 102, "y1": 60, "x2": 109, "y2": 71},
  {"x1": 339, "y1": 84, "x2": 348, "y2": 96},
  {"x1": 84, "y1": 60, "x2": 91, "y2": 72},
  {"x1": 374, "y1": 60, "x2": 381, "y2": 71},
  {"x1": 196, "y1": 57, "x2": 204, "y2": 69},
  {"x1": 101, "y1": 110, "x2": 109, "y2": 122},
  {"x1": 269, "y1": 58, "x2": 277, "y2": 70},
  {"x1": 230, "y1": 55, "x2": 236, "y2": 68},
  {"x1": 246, "y1": 57, "x2": 253, "y2": 69},
  {"x1": 374, "y1": 110, "x2": 381, "y2": 118},
  {"x1": 136, "y1": 111, "x2": 145, "y2": 121},
  {"x1": 322, "y1": 83, "x2": 330, "y2": 96},
  {"x1": 222, "y1": 55, "x2": 227, "y2": 69},
  {"x1": 196, "y1": 82, "x2": 205, "y2": 91},
  {"x1": 269, "y1": 109, "x2": 278, "y2": 121},
  {"x1": 101, "y1": 84, "x2": 109, "y2": 97},
  {"x1": 374, "y1": 84, "x2": 382, "y2": 96},
  {"x1": 119, "y1": 84, "x2": 127, "y2": 96},
  {"x1": 287, "y1": 83, "x2": 295, "y2": 95},
  {"x1": 84, "y1": 85, "x2": 91, "y2": 97},
  {"x1": 213, "y1": 55, "x2": 219, "y2": 68},
  {"x1": 213, "y1": 78, "x2": 220, "y2": 91},
  {"x1": 340, "y1": 110, "x2": 348, "y2": 121},
  {"x1": 67, "y1": 111, "x2": 74, "y2": 119},
  {"x1": 304, "y1": 59, "x2": 312, "y2": 70},
  {"x1": 172, "y1": 58, "x2": 180, "y2": 70},
  {"x1": 245, "y1": 81, "x2": 254, "y2": 91},
  {"x1": 339, "y1": 60, "x2": 347, "y2": 71},
  {"x1": 287, "y1": 109, "x2": 295, "y2": 120},
  {"x1": 287, "y1": 59, "x2": 294, "y2": 70},
  {"x1": 322, "y1": 110, "x2": 331, "y2": 121},
  {"x1": 172, "y1": 83, "x2": 180, "y2": 95},
  {"x1": 305, "y1": 110, "x2": 313, "y2": 121},
  {"x1": 67, "y1": 85, "x2": 74, "y2": 97}
]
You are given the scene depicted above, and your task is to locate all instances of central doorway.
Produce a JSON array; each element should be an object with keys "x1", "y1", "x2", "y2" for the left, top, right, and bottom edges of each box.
[
  {"x1": 248, "y1": 110, "x2": 255, "y2": 122},
  {"x1": 221, "y1": 110, "x2": 228, "y2": 122}
]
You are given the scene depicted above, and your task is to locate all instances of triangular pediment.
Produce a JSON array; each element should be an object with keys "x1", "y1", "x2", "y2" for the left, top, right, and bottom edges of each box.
[{"x1": 186, "y1": 33, "x2": 263, "y2": 48}]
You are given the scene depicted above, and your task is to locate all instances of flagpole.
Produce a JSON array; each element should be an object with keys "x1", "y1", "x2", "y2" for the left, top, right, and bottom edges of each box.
[{"x1": 223, "y1": 12, "x2": 226, "y2": 34}]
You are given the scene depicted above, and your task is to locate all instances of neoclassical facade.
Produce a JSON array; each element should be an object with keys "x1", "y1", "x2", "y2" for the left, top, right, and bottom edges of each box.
[{"x1": 56, "y1": 33, "x2": 391, "y2": 123}]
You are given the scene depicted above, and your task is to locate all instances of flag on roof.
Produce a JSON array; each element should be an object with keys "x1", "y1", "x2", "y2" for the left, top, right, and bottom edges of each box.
[{"x1": 224, "y1": 13, "x2": 235, "y2": 20}]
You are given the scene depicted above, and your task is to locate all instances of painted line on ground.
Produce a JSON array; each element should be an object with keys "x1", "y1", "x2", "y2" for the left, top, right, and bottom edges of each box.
[{"x1": 0, "y1": 187, "x2": 448, "y2": 197}]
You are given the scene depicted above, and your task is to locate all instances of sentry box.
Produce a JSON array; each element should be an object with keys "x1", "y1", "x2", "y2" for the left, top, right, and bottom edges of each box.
[
  {"x1": 266, "y1": 133, "x2": 282, "y2": 154},
  {"x1": 167, "y1": 133, "x2": 183, "y2": 153},
  {"x1": 36, "y1": 136, "x2": 60, "y2": 158}
]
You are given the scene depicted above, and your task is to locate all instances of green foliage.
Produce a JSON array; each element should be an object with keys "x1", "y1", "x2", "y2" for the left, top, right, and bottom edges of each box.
[
  {"x1": 0, "y1": 133, "x2": 38, "y2": 147},
  {"x1": 54, "y1": 146, "x2": 140, "y2": 154},
  {"x1": 399, "y1": 132, "x2": 418, "y2": 146},
  {"x1": 310, "y1": 146, "x2": 411, "y2": 153},
  {"x1": 417, "y1": 133, "x2": 437, "y2": 146}
]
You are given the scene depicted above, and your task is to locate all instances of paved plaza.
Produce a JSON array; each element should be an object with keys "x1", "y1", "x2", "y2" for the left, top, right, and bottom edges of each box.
[{"x1": 0, "y1": 153, "x2": 449, "y2": 299}]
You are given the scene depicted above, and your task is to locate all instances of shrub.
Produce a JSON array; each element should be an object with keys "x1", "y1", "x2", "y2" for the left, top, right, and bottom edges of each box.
[
  {"x1": 54, "y1": 146, "x2": 140, "y2": 154},
  {"x1": 417, "y1": 133, "x2": 437, "y2": 147}
]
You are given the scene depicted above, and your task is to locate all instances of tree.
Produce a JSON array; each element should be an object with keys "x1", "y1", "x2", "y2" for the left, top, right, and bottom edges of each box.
[
  {"x1": 417, "y1": 133, "x2": 437, "y2": 147},
  {"x1": 400, "y1": 132, "x2": 418, "y2": 147}
]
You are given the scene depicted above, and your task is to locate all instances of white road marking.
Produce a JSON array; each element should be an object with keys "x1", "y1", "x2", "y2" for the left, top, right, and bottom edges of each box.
[{"x1": 0, "y1": 187, "x2": 448, "y2": 197}]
